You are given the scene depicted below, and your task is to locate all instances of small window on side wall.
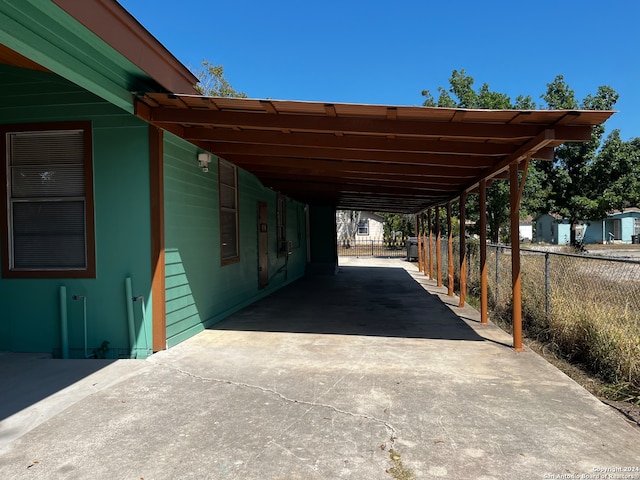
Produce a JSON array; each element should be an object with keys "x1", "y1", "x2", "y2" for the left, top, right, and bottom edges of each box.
[
  {"x1": 219, "y1": 159, "x2": 239, "y2": 265},
  {"x1": 357, "y1": 220, "x2": 369, "y2": 236},
  {"x1": 1, "y1": 122, "x2": 95, "y2": 278}
]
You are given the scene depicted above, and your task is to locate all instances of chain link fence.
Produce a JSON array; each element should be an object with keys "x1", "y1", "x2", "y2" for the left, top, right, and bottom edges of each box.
[{"x1": 421, "y1": 237, "x2": 640, "y2": 388}]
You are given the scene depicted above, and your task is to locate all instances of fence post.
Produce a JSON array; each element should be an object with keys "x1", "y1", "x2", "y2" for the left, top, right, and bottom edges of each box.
[
  {"x1": 495, "y1": 246, "x2": 499, "y2": 305},
  {"x1": 371, "y1": 240, "x2": 374, "y2": 256},
  {"x1": 545, "y1": 252, "x2": 551, "y2": 320}
]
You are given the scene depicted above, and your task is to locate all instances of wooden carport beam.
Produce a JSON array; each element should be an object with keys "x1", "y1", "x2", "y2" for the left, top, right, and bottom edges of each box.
[
  {"x1": 463, "y1": 127, "x2": 591, "y2": 195},
  {"x1": 139, "y1": 103, "x2": 593, "y2": 140},
  {"x1": 181, "y1": 128, "x2": 520, "y2": 156},
  {"x1": 198, "y1": 142, "x2": 500, "y2": 167}
]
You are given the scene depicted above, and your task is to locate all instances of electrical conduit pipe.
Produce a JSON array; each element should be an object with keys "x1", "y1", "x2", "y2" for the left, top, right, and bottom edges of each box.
[{"x1": 125, "y1": 277, "x2": 136, "y2": 358}]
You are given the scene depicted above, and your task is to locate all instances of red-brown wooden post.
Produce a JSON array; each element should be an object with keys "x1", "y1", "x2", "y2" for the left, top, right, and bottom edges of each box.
[
  {"x1": 416, "y1": 214, "x2": 423, "y2": 272},
  {"x1": 459, "y1": 192, "x2": 467, "y2": 307},
  {"x1": 447, "y1": 202, "x2": 454, "y2": 296},
  {"x1": 428, "y1": 209, "x2": 433, "y2": 280},
  {"x1": 422, "y1": 213, "x2": 428, "y2": 277},
  {"x1": 510, "y1": 163, "x2": 524, "y2": 351},
  {"x1": 479, "y1": 180, "x2": 488, "y2": 325},
  {"x1": 435, "y1": 207, "x2": 442, "y2": 287}
]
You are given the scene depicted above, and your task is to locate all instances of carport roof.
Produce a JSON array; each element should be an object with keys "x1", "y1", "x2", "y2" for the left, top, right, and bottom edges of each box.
[{"x1": 135, "y1": 93, "x2": 614, "y2": 213}]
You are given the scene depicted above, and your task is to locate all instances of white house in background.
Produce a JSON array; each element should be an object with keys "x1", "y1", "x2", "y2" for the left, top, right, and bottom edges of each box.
[
  {"x1": 519, "y1": 216, "x2": 533, "y2": 242},
  {"x1": 355, "y1": 211, "x2": 385, "y2": 240},
  {"x1": 336, "y1": 210, "x2": 385, "y2": 243}
]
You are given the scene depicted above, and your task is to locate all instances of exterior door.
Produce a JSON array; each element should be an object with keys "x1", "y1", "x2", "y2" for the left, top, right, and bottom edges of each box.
[{"x1": 258, "y1": 202, "x2": 269, "y2": 289}]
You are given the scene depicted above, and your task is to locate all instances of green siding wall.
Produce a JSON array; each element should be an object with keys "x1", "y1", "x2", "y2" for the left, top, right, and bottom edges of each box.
[
  {"x1": 164, "y1": 133, "x2": 308, "y2": 347},
  {"x1": 0, "y1": 66, "x2": 152, "y2": 357},
  {"x1": 0, "y1": 1, "x2": 162, "y2": 112}
]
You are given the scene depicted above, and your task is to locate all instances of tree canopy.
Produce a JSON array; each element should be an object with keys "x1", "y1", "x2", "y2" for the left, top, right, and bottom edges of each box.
[
  {"x1": 192, "y1": 59, "x2": 247, "y2": 98},
  {"x1": 420, "y1": 69, "x2": 639, "y2": 245}
]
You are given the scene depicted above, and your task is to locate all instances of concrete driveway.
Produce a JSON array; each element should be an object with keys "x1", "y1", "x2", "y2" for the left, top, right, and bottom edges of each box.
[{"x1": 1, "y1": 257, "x2": 639, "y2": 479}]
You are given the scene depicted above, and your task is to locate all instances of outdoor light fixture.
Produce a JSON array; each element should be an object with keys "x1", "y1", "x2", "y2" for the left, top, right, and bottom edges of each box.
[{"x1": 197, "y1": 153, "x2": 212, "y2": 172}]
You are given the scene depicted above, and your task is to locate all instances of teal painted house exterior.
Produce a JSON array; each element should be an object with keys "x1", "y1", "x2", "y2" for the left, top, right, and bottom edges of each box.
[
  {"x1": 0, "y1": 1, "x2": 309, "y2": 357},
  {"x1": 535, "y1": 209, "x2": 640, "y2": 245},
  {"x1": 534, "y1": 214, "x2": 573, "y2": 245},
  {"x1": 581, "y1": 208, "x2": 640, "y2": 244}
]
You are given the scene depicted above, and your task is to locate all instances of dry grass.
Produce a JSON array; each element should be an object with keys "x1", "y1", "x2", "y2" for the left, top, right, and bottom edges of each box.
[{"x1": 464, "y1": 246, "x2": 640, "y2": 404}]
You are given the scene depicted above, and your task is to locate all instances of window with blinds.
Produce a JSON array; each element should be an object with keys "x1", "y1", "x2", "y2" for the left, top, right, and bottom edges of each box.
[
  {"x1": 4, "y1": 125, "x2": 94, "y2": 275},
  {"x1": 219, "y1": 159, "x2": 239, "y2": 264}
]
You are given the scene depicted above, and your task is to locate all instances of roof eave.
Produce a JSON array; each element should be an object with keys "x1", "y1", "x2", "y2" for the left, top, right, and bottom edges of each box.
[{"x1": 52, "y1": 0, "x2": 199, "y2": 95}]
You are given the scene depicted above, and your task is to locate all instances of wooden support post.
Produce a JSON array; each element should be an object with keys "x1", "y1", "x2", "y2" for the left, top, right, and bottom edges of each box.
[
  {"x1": 150, "y1": 126, "x2": 166, "y2": 352},
  {"x1": 427, "y1": 209, "x2": 433, "y2": 280},
  {"x1": 459, "y1": 192, "x2": 467, "y2": 307},
  {"x1": 510, "y1": 163, "x2": 524, "y2": 351},
  {"x1": 416, "y1": 214, "x2": 423, "y2": 272},
  {"x1": 422, "y1": 213, "x2": 428, "y2": 277},
  {"x1": 479, "y1": 180, "x2": 488, "y2": 325},
  {"x1": 447, "y1": 203, "x2": 454, "y2": 296},
  {"x1": 436, "y1": 207, "x2": 442, "y2": 287}
]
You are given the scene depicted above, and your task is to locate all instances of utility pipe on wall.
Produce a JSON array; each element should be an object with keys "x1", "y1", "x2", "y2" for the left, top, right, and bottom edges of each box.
[
  {"x1": 59, "y1": 285, "x2": 69, "y2": 359},
  {"x1": 72, "y1": 295, "x2": 88, "y2": 358},
  {"x1": 125, "y1": 277, "x2": 136, "y2": 358}
]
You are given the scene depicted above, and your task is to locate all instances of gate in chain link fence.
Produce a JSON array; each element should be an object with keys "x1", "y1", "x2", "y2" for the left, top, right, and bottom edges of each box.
[{"x1": 337, "y1": 239, "x2": 407, "y2": 258}]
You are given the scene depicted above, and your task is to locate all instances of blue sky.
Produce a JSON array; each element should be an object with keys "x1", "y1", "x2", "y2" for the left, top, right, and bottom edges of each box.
[{"x1": 119, "y1": 0, "x2": 639, "y2": 140}]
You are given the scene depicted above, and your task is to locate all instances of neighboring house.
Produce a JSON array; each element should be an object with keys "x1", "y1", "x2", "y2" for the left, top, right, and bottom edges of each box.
[
  {"x1": 582, "y1": 208, "x2": 640, "y2": 244},
  {"x1": 535, "y1": 208, "x2": 640, "y2": 244},
  {"x1": 519, "y1": 216, "x2": 533, "y2": 242},
  {"x1": 0, "y1": 2, "x2": 307, "y2": 357},
  {"x1": 336, "y1": 211, "x2": 384, "y2": 243},
  {"x1": 535, "y1": 214, "x2": 578, "y2": 245},
  {"x1": 355, "y1": 212, "x2": 385, "y2": 241}
]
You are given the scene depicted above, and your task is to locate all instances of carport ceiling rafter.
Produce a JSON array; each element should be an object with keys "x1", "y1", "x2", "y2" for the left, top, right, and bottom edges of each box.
[{"x1": 134, "y1": 94, "x2": 614, "y2": 214}]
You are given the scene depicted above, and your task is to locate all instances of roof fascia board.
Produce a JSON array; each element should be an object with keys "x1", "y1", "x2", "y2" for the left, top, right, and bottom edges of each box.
[{"x1": 52, "y1": 0, "x2": 198, "y2": 94}]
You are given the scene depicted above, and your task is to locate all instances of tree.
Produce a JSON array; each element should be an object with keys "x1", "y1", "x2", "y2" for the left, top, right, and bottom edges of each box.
[
  {"x1": 421, "y1": 70, "x2": 623, "y2": 246},
  {"x1": 590, "y1": 131, "x2": 640, "y2": 213},
  {"x1": 377, "y1": 213, "x2": 415, "y2": 246},
  {"x1": 336, "y1": 210, "x2": 361, "y2": 246},
  {"x1": 540, "y1": 77, "x2": 619, "y2": 245},
  {"x1": 421, "y1": 69, "x2": 528, "y2": 242},
  {"x1": 192, "y1": 59, "x2": 247, "y2": 98}
]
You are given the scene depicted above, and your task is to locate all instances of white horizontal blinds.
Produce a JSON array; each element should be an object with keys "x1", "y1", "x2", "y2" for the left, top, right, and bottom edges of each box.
[
  {"x1": 8, "y1": 130, "x2": 87, "y2": 270},
  {"x1": 219, "y1": 160, "x2": 238, "y2": 260}
]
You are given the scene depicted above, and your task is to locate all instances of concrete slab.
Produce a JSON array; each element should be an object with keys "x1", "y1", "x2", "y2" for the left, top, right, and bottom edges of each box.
[{"x1": 0, "y1": 258, "x2": 638, "y2": 479}]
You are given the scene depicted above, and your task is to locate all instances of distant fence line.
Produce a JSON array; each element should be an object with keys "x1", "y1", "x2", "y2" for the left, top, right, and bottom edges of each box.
[{"x1": 337, "y1": 239, "x2": 408, "y2": 258}]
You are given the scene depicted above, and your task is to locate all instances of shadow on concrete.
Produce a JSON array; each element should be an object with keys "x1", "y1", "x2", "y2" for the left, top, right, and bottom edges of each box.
[
  {"x1": 0, "y1": 354, "x2": 115, "y2": 422},
  {"x1": 212, "y1": 266, "x2": 486, "y2": 341}
]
